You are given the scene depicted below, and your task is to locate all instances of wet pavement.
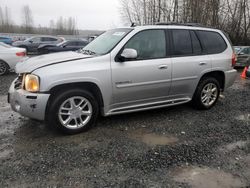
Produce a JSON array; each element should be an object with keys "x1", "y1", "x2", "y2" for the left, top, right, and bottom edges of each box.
[{"x1": 0, "y1": 72, "x2": 250, "y2": 187}]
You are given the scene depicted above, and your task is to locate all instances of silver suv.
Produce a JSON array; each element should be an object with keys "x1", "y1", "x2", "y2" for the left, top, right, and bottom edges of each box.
[{"x1": 8, "y1": 24, "x2": 237, "y2": 134}]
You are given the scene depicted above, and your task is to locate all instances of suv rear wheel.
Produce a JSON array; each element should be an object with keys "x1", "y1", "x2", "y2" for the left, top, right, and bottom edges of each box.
[
  {"x1": 48, "y1": 89, "x2": 99, "y2": 134},
  {"x1": 193, "y1": 77, "x2": 220, "y2": 110}
]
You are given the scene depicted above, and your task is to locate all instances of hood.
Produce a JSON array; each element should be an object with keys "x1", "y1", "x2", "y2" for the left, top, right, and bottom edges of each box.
[{"x1": 15, "y1": 51, "x2": 92, "y2": 73}]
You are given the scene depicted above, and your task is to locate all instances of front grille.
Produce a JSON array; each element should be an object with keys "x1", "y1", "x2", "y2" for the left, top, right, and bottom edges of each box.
[{"x1": 14, "y1": 74, "x2": 24, "y2": 90}]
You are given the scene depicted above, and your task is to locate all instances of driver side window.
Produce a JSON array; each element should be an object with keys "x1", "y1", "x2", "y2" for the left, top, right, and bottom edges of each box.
[
  {"x1": 30, "y1": 37, "x2": 41, "y2": 43},
  {"x1": 124, "y1": 30, "x2": 166, "y2": 60}
]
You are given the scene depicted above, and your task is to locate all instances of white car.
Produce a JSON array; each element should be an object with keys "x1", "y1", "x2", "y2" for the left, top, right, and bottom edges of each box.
[{"x1": 0, "y1": 42, "x2": 27, "y2": 76}]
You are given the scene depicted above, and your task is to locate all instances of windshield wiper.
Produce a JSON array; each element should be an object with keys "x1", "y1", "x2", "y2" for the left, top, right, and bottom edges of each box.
[{"x1": 78, "y1": 49, "x2": 96, "y2": 55}]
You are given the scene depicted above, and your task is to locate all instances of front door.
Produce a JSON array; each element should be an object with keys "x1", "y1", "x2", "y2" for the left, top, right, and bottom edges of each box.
[{"x1": 111, "y1": 29, "x2": 172, "y2": 108}]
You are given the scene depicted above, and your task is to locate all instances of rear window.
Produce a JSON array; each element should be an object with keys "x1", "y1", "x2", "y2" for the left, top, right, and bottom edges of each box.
[{"x1": 197, "y1": 31, "x2": 227, "y2": 54}]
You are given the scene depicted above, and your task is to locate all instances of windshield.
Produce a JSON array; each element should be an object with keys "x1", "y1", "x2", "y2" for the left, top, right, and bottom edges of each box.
[{"x1": 81, "y1": 28, "x2": 132, "y2": 55}]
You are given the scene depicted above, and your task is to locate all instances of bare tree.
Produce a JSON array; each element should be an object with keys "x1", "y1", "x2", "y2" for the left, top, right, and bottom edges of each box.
[
  {"x1": 120, "y1": 0, "x2": 250, "y2": 45},
  {"x1": 22, "y1": 5, "x2": 34, "y2": 33}
]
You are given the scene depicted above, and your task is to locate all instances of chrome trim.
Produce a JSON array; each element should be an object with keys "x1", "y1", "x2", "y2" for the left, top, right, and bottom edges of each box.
[
  {"x1": 172, "y1": 76, "x2": 197, "y2": 82},
  {"x1": 116, "y1": 79, "x2": 171, "y2": 88},
  {"x1": 106, "y1": 98, "x2": 191, "y2": 116}
]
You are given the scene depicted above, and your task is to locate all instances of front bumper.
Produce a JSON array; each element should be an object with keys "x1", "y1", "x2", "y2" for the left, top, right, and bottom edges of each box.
[
  {"x1": 8, "y1": 79, "x2": 50, "y2": 121},
  {"x1": 224, "y1": 69, "x2": 237, "y2": 89}
]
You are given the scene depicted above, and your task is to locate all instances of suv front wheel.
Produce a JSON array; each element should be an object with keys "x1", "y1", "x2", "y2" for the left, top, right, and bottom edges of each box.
[
  {"x1": 48, "y1": 89, "x2": 99, "y2": 134},
  {"x1": 193, "y1": 77, "x2": 220, "y2": 110}
]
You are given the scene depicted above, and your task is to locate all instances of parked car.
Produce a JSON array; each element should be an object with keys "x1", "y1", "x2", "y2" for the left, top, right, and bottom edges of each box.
[
  {"x1": 0, "y1": 36, "x2": 13, "y2": 45},
  {"x1": 234, "y1": 46, "x2": 244, "y2": 54},
  {"x1": 8, "y1": 24, "x2": 237, "y2": 134},
  {"x1": 12, "y1": 36, "x2": 64, "y2": 53},
  {"x1": 234, "y1": 46, "x2": 250, "y2": 67},
  {"x1": 37, "y1": 40, "x2": 89, "y2": 54},
  {"x1": 0, "y1": 42, "x2": 27, "y2": 76}
]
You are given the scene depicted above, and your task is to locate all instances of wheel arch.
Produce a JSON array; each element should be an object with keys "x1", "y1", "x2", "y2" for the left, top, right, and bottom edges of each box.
[
  {"x1": 0, "y1": 59, "x2": 8, "y2": 65},
  {"x1": 199, "y1": 71, "x2": 225, "y2": 91},
  {"x1": 0, "y1": 59, "x2": 10, "y2": 72},
  {"x1": 45, "y1": 82, "x2": 104, "y2": 120}
]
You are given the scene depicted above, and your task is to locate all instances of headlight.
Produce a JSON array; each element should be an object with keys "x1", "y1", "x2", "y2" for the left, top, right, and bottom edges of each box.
[{"x1": 24, "y1": 74, "x2": 40, "y2": 92}]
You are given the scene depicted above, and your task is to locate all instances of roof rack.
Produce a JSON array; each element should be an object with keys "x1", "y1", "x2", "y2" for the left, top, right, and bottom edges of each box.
[
  {"x1": 156, "y1": 22, "x2": 205, "y2": 27},
  {"x1": 130, "y1": 23, "x2": 137, "y2": 27}
]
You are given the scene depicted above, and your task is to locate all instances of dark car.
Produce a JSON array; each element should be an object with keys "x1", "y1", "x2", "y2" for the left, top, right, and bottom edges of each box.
[
  {"x1": 0, "y1": 36, "x2": 13, "y2": 45},
  {"x1": 234, "y1": 46, "x2": 250, "y2": 67},
  {"x1": 37, "y1": 40, "x2": 89, "y2": 54},
  {"x1": 12, "y1": 36, "x2": 63, "y2": 53}
]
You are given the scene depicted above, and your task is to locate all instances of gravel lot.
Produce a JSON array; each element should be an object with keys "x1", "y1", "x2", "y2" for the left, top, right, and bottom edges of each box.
[{"x1": 0, "y1": 71, "x2": 249, "y2": 188}]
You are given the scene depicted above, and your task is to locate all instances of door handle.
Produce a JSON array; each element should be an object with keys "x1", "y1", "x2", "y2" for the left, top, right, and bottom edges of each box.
[
  {"x1": 158, "y1": 65, "x2": 168, "y2": 70},
  {"x1": 199, "y1": 62, "x2": 207, "y2": 66}
]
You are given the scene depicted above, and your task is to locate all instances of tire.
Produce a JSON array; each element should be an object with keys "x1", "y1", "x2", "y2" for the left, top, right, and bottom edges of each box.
[
  {"x1": 47, "y1": 89, "x2": 99, "y2": 134},
  {"x1": 0, "y1": 60, "x2": 9, "y2": 76},
  {"x1": 192, "y1": 77, "x2": 220, "y2": 110}
]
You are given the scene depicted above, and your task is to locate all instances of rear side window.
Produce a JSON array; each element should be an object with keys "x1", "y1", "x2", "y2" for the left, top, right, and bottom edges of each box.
[
  {"x1": 172, "y1": 30, "x2": 192, "y2": 56},
  {"x1": 42, "y1": 37, "x2": 57, "y2": 42},
  {"x1": 197, "y1": 31, "x2": 227, "y2": 54},
  {"x1": 66, "y1": 42, "x2": 76, "y2": 46}
]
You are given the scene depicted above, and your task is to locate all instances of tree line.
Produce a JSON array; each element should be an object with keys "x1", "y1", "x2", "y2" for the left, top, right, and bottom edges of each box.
[
  {"x1": 0, "y1": 5, "x2": 78, "y2": 35},
  {"x1": 120, "y1": 0, "x2": 250, "y2": 45}
]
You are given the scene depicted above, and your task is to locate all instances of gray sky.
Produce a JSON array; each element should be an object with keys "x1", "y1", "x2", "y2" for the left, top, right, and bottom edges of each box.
[{"x1": 1, "y1": 0, "x2": 124, "y2": 30}]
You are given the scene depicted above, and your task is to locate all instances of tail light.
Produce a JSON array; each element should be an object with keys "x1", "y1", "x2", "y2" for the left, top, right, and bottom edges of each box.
[
  {"x1": 232, "y1": 53, "x2": 236, "y2": 67},
  {"x1": 16, "y1": 52, "x2": 26, "y2": 57}
]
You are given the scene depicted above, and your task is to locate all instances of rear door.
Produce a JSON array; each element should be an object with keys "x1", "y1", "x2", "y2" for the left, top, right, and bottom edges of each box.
[
  {"x1": 170, "y1": 29, "x2": 211, "y2": 98},
  {"x1": 111, "y1": 29, "x2": 172, "y2": 107}
]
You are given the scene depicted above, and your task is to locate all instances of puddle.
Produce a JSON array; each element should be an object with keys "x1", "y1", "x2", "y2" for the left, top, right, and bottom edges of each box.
[
  {"x1": 0, "y1": 144, "x2": 13, "y2": 160},
  {"x1": 235, "y1": 114, "x2": 250, "y2": 122},
  {"x1": 129, "y1": 129, "x2": 178, "y2": 146},
  {"x1": 225, "y1": 141, "x2": 248, "y2": 151},
  {"x1": 219, "y1": 141, "x2": 248, "y2": 153},
  {"x1": 173, "y1": 166, "x2": 246, "y2": 188}
]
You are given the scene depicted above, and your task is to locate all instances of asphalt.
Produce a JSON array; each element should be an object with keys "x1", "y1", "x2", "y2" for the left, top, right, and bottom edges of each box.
[{"x1": 0, "y1": 71, "x2": 249, "y2": 188}]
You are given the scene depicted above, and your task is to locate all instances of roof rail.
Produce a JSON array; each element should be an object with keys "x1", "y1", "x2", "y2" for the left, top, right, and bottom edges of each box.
[
  {"x1": 156, "y1": 22, "x2": 205, "y2": 27},
  {"x1": 130, "y1": 23, "x2": 137, "y2": 27}
]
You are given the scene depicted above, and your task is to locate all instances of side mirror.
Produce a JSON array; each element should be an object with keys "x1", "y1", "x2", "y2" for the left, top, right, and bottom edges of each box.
[
  {"x1": 119, "y1": 48, "x2": 137, "y2": 61},
  {"x1": 29, "y1": 40, "x2": 33, "y2": 43}
]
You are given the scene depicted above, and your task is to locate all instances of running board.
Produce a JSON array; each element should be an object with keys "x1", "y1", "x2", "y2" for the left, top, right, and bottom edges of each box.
[{"x1": 106, "y1": 98, "x2": 191, "y2": 116}]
